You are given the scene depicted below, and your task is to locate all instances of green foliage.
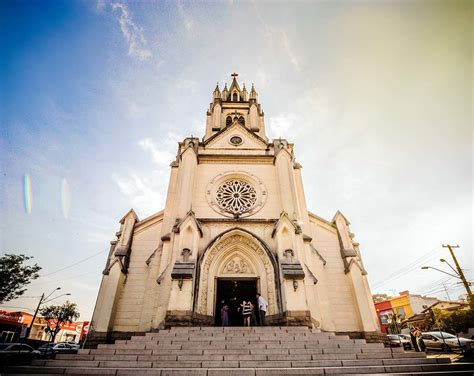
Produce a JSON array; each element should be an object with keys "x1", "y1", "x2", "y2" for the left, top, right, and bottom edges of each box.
[
  {"x1": 372, "y1": 293, "x2": 391, "y2": 303},
  {"x1": 387, "y1": 312, "x2": 407, "y2": 334},
  {"x1": 433, "y1": 308, "x2": 474, "y2": 334},
  {"x1": 40, "y1": 300, "x2": 80, "y2": 342},
  {"x1": 0, "y1": 254, "x2": 41, "y2": 304}
]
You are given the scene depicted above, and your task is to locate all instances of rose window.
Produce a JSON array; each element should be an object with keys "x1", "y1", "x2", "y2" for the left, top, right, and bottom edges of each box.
[{"x1": 216, "y1": 179, "x2": 257, "y2": 215}]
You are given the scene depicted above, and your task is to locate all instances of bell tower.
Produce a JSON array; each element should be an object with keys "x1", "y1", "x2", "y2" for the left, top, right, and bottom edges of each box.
[{"x1": 204, "y1": 73, "x2": 267, "y2": 141}]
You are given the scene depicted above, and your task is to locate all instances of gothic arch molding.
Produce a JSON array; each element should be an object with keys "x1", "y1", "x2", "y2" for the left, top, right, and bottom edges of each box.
[{"x1": 194, "y1": 228, "x2": 283, "y2": 317}]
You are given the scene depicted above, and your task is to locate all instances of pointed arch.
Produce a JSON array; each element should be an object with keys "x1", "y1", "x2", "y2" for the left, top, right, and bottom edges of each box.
[{"x1": 194, "y1": 228, "x2": 282, "y2": 317}]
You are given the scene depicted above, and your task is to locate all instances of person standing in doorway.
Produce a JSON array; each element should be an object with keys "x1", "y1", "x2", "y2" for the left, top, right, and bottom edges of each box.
[
  {"x1": 221, "y1": 301, "x2": 230, "y2": 326},
  {"x1": 241, "y1": 300, "x2": 252, "y2": 327},
  {"x1": 256, "y1": 293, "x2": 268, "y2": 326}
]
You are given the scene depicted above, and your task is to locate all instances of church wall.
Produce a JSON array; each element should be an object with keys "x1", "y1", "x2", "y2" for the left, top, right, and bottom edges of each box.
[
  {"x1": 309, "y1": 219, "x2": 363, "y2": 332},
  {"x1": 111, "y1": 220, "x2": 162, "y2": 332}
]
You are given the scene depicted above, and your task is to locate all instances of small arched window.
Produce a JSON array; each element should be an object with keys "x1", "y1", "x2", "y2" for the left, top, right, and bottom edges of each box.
[
  {"x1": 226, "y1": 116, "x2": 232, "y2": 126},
  {"x1": 238, "y1": 116, "x2": 245, "y2": 126},
  {"x1": 232, "y1": 92, "x2": 238, "y2": 101}
]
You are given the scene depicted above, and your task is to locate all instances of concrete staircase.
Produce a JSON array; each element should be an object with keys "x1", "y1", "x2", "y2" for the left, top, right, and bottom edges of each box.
[{"x1": 5, "y1": 326, "x2": 474, "y2": 375}]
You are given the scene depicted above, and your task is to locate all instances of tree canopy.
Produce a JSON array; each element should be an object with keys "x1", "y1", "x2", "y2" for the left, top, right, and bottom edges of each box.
[
  {"x1": 0, "y1": 253, "x2": 41, "y2": 304},
  {"x1": 40, "y1": 300, "x2": 80, "y2": 342},
  {"x1": 372, "y1": 293, "x2": 391, "y2": 303}
]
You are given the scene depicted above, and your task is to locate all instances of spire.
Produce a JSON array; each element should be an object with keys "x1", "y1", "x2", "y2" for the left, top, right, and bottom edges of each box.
[
  {"x1": 222, "y1": 83, "x2": 229, "y2": 101},
  {"x1": 242, "y1": 83, "x2": 248, "y2": 101},
  {"x1": 213, "y1": 83, "x2": 221, "y2": 100},
  {"x1": 249, "y1": 83, "x2": 257, "y2": 101},
  {"x1": 228, "y1": 72, "x2": 241, "y2": 98}
]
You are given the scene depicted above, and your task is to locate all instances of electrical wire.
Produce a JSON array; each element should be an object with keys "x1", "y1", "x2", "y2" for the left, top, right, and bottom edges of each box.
[
  {"x1": 32, "y1": 271, "x2": 97, "y2": 287},
  {"x1": 371, "y1": 246, "x2": 440, "y2": 288},
  {"x1": 39, "y1": 250, "x2": 106, "y2": 278},
  {"x1": 371, "y1": 246, "x2": 443, "y2": 289}
]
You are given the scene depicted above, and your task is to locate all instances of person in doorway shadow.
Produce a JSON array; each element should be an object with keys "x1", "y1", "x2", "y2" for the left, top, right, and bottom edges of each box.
[
  {"x1": 241, "y1": 300, "x2": 252, "y2": 327},
  {"x1": 221, "y1": 301, "x2": 230, "y2": 326}
]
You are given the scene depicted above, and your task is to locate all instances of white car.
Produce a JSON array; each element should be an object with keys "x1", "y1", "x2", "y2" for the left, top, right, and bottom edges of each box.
[{"x1": 421, "y1": 331, "x2": 473, "y2": 353}]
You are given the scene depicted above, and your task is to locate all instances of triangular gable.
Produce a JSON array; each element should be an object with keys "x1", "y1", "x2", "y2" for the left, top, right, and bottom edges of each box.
[
  {"x1": 172, "y1": 210, "x2": 203, "y2": 237},
  {"x1": 332, "y1": 210, "x2": 350, "y2": 225},
  {"x1": 228, "y1": 76, "x2": 241, "y2": 94},
  {"x1": 272, "y1": 211, "x2": 302, "y2": 238},
  {"x1": 119, "y1": 208, "x2": 139, "y2": 224},
  {"x1": 204, "y1": 122, "x2": 268, "y2": 150}
]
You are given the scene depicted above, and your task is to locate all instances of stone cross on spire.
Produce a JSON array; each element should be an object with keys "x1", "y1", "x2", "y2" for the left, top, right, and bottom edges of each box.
[{"x1": 231, "y1": 72, "x2": 238, "y2": 78}]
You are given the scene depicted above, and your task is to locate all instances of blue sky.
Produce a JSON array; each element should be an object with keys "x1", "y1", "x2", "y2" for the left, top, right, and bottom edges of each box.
[{"x1": 1, "y1": 0, "x2": 472, "y2": 319}]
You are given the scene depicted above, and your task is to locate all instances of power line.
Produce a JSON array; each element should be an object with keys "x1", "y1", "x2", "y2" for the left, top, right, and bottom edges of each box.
[
  {"x1": 39, "y1": 250, "x2": 106, "y2": 278},
  {"x1": 371, "y1": 245, "x2": 440, "y2": 288},
  {"x1": 414, "y1": 276, "x2": 454, "y2": 295},
  {"x1": 32, "y1": 271, "x2": 97, "y2": 287},
  {"x1": 371, "y1": 246, "x2": 443, "y2": 289}
]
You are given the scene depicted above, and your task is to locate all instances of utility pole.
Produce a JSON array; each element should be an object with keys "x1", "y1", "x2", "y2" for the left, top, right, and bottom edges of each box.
[
  {"x1": 442, "y1": 283, "x2": 451, "y2": 301},
  {"x1": 442, "y1": 244, "x2": 473, "y2": 308},
  {"x1": 26, "y1": 293, "x2": 44, "y2": 340}
]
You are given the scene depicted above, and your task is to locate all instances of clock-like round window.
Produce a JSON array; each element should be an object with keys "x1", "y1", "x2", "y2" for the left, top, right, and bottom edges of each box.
[
  {"x1": 216, "y1": 179, "x2": 257, "y2": 215},
  {"x1": 229, "y1": 136, "x2": 243, "y2": 146}
]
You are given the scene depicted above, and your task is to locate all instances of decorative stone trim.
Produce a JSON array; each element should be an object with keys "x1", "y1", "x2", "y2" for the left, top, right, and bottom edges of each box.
[
  {"x1": 206, "y1": 171, "x2": 267, "y2": 218},
  {"x1": 280, "y1": 262, "x2": 305, "y2": 279},
  {"x1": 197, "y1": 232, "x2": 277, "y2": 316},
  {"x1": 170, "y1": 262, "x2": 195, "y2": 279}
]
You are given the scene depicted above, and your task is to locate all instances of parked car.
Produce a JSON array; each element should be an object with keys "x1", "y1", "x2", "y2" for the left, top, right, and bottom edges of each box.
[
  {"x1": 37, "y1": 342, "x2": 79, "y2": 358},
  {"x1": 386, "y1": 334, "x2": 412, "y2": 350},
  {"x1": 398, "y1": 334, "x2": 411, "y2": 341},
  {"x1": 421, "y1": 331, "x2": 473, "y2": 353},
  {"x1": 0, "y1": 343, "x2": 40, "y2": 365},
  {"x1": 60, "y1": 342, "x2": 80, "y2": 350}
]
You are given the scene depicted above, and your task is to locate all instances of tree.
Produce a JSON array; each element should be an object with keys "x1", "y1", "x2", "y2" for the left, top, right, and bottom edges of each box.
[
  {"x1": 0, "y1": 254, "x2": 41, "y2": 304},
  {"x1": 372, "y1": 293, "x2": 391, "y2": 303},
  {"x1": 432, "y1": 308, "x2": 473, "y2": 334},
  {"x1": 40, "y1": 301, "x2": 80, "y2": 342}
]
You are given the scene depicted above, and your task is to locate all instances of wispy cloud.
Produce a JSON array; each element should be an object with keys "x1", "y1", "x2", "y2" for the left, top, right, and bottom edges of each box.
[
  {"x1": 138, "y1": 138, "x2": 174, "y2": 166},
  {"x1": 95, "y1": 0, "x2": 106, "y2": 12},
  {"x1": 269, "y1": 113, "x2": 296, "y2": 137},
  {"x1": 111, "y1": 2, "x2": 152, "y2": 61},
  {"x1": 112, "y1": 172, "x2": 165, "y2": 216},
  {"x1": 176, "y1": 78, "x2": 197, "y2": 92},
  {"x1": 177, "y1": 0, "x2": 194, "y2": 31},
  {"x1": 281, "y1": 31, "x2": 299, "y2": 70}
]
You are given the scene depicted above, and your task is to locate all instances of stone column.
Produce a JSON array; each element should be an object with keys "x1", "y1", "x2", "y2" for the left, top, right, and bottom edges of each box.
[
  {"x1": 176, "y1": 145, "x2": 198, "y2": 218},
  {"x1": 249, "y1": 103, "x2": 259, "y2": 132},
  {"x1": 90, "y1": 262, "x2": 125, "y2": 335},
  {"x1": 275, "y1": 145, "x2": 298, "y2": 219}
]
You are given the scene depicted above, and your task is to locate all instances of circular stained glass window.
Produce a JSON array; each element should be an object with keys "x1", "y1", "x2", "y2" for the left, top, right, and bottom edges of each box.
[
  {"x1": 216, "y1": 179, "x2": 257, "y2": 215},
  {"x1": 229, "y1": 136, "x2": 243, "y2": 145}
]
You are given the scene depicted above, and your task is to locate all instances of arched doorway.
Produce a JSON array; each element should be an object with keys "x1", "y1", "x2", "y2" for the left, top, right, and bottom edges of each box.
[{"x1": 195, "y1": 229, "x2": 280, "y2": 323}]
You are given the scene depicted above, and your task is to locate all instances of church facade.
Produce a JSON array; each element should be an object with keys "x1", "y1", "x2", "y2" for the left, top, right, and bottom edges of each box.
[{"x1": 90, "y1": 74, "x2": 380, "y2": 343}]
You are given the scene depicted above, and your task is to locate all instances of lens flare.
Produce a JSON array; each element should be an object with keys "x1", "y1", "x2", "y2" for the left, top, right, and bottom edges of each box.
[
  {"x1": 23, "y1": 174, "x2": 32, "y2": 214},
  {"x1": 61, "y1": 178, "x2": 71, "y2": 219}
]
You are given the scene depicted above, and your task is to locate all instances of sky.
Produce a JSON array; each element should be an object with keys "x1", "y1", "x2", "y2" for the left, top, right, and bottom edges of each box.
[{"x1": 0, "y1": 0, "x2": 472, "y2": 320}]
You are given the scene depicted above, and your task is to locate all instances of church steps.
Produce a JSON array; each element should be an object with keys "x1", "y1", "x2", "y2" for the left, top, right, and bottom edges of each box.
[
  {"x1": 5, "y1": 363, "x2": 474, "y2": 375},
  {"x1": 4, "y1": 327, "x2": 473, "y2": 375},
  {"x1": 11, "y1": 358, "x2": 462, "y2": 368}
]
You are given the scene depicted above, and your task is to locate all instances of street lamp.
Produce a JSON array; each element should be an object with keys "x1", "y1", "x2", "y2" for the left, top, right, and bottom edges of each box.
[
  {"x1": 422, "y1": 246, "x2": 474, "y2": 309},
  {"x1": 42, "y1": 293, "x2": 71, "y2": 304},
  {"x1": 439, "y1": 258, "x2": 461, "y2": 277},
  {"x1": 26, "y1": 288, "x2": 71, "y2": 339},
  {"x1": 420, "y1": 266, "x2": 459, "y2": 279}
]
